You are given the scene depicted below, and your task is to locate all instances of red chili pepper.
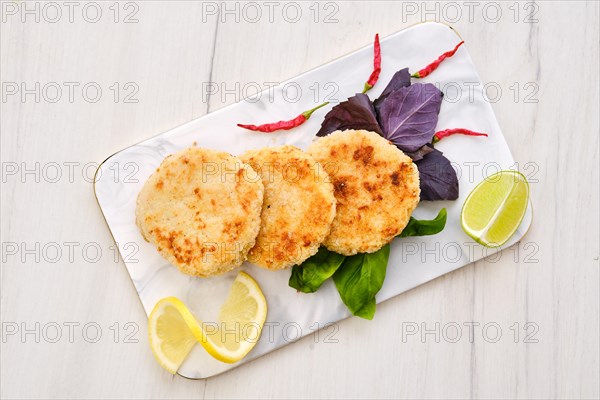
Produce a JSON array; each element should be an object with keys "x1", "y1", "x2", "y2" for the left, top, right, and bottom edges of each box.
[
  {"x1": 412, "y1": 41, "x2": 464, "y2": 79},
  {"x1": 362, "y1": 33, "x2": 381, "y2": 93},
  {"x1": 237, "y1": 102, "x2": 329, "y2": 133},
  {"x1": 433, "y1": 128, "x2": 488, "y2": 143}
]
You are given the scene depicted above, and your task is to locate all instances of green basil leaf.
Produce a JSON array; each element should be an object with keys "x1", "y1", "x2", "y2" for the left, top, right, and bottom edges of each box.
[
  {"x1": 289, "y1": 247, "x2": 346, "y2": 293},
  {"x1": 333, "y1": 244, "x2": 390, "y2": 320},
  {"x1": 399, "y1": 208, "x2": 447, "y2": 237},
  {"x1": 354, "y1": 298, "x2": 376, "y2": 320}
]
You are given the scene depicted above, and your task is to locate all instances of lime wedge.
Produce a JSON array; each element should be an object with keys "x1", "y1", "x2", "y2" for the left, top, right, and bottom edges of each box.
[{"x1": 461, "y1": 170, "x2": 530, "y2": 247}]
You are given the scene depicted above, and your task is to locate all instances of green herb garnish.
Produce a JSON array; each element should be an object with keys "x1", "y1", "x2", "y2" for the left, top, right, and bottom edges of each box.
[
  {"x1": 332, "y1": 244, "x2": 390, "y2": 320},
  {"x1": 289, "y1": 247, "x2": 345, "y2": 293},
  {"x1": 399, "y1": 208, "x2": 447, "y2": 237},
  {"x1": 288, "y1": 208, "x2": 448, "y2": 320}
]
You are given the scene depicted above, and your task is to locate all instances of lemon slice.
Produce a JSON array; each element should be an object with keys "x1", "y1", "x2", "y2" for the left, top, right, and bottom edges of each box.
[
  {"x1": 205, "y1": 271, "x2": 268, "y2": 363},
  {"x1": 148, "y1": 271, "x2": 267, "y2": 373},
  {"x1": 148, "y1": 296, "x2": 199, "y2": 373},
  {"x1": 461, "y1": 170, "x2": 530, "y2": 247}
]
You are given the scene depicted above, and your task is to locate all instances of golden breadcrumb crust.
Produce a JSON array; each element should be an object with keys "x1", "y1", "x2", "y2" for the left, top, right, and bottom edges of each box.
[
  {"x1": 241, "y1": 146, "x2": 336, "y2": 270},
  {"x1": 307, "y1": 130, "x2": 420, "y2": 255},
  {"x1": 135, "y1": 147, "x2": 264, "y2": 277}
]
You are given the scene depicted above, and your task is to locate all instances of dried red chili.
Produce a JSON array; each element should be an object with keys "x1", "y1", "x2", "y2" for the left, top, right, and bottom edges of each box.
[
  {"x1": 239, "y1": 33, "x2": 380, "y2": 132},
  {"x1": 237, "y1": 102, "x2": 329, "y2": 133},
  {"x1": 433, "y1": 128, "x2": 488, "y2": 143},
  {"x1": 412, "y1": 41, "x2": 465, "y2": 79},
  {"x1": 362, "y1": 34, "x2": 381, "y2": 93}
]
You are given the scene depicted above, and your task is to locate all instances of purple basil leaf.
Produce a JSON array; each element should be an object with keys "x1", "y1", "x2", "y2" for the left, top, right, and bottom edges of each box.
[
  {"x1": 405, "y1": 144, "x2": 434, "y2": 161},
  {"x1": 415, "y1": 148, "x2": 459, "y2": 201},
  {"x1": 373, "y1": 68, "x2": 411, "y2": 111},
  {"x1": 378, "y1": 83, "x2": 442, "y2": 152},
  {"x1": 316, "y1": 94, "x2": 382, "y2": 137}
]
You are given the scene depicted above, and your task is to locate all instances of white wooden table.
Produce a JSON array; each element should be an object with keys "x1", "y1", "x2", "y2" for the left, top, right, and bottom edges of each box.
[{"x1": 1, "y1": 2, "x2": 598, "y2": 398}]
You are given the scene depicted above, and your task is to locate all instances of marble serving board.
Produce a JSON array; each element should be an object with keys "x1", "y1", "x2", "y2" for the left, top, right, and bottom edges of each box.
[{"x1": 94, "y1": 22, "x2": 532, "y2": 379}]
